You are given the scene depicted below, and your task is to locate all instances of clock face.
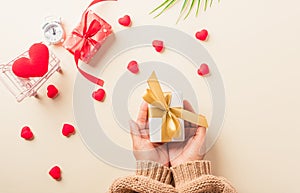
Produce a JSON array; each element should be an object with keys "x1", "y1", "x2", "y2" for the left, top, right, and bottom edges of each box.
[{"x1": 43, "y1": 22, "x2": 64, "y2": 44}]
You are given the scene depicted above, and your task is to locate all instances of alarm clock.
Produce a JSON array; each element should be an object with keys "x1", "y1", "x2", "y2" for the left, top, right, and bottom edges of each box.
[{"x1": 42, "y1": 16, "x2": 65, "y2": 45}]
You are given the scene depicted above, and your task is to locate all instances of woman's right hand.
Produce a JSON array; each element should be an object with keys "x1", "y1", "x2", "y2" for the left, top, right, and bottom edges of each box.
[{"x1": 168, "y1": 100, "x2": 207, "y2": 167}]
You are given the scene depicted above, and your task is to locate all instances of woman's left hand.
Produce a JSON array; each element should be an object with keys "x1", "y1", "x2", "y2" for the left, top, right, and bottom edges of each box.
[{"x1": 129, "y1": 102, "x2": 169, "y2": 166}]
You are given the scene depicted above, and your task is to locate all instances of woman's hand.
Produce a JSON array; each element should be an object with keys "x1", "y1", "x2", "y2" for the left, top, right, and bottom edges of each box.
[
  {"x1": 168, "y1": 100, "x2": 207, "y2": 167},
  {"x1": 129, "y1": 102, "x2": 169, "y2": 166}
]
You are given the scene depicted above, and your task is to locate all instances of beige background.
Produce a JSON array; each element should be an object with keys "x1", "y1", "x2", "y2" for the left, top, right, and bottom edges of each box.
[{"x1": 0, "y1": 0, "x2": 299, "y2": 192}]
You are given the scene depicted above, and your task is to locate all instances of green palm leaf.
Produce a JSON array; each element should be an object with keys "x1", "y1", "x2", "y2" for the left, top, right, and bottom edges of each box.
[
  {"x1": 153, "y1": 0, "x2": 177, "y2": 18},
  {"x1": 149, "y1": 0, "x2": 173, "y2": 15},
  {"x1": 179, "y1": 0, "x2": 189, "y2": 15},
  {"x1": 176, "y1": 0, "x2": 189, "y2": 23},
  {"x1": 184, "y1": 0, "x2": 196, "y2": 19},
  {"x1": 196, "y1": 0, "x2": 201, "y2": 16},
  {"x1": 204, "y1": 0, "x2": 208, "y2": 11},
  {"x1": 150, "y1": 0, "x2": 220, "y2": 22}
]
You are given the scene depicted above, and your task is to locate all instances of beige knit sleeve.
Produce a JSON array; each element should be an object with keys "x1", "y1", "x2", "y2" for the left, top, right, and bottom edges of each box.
[
  {"x1": 135, "y1": 160, "x2": 172, "y2": 184},
  {"x1": 108, "y1": 160, "x2": 176, "y2": 193},
  {"x1": 171, "y1": 160, "x2": 237, "y2": 193}
]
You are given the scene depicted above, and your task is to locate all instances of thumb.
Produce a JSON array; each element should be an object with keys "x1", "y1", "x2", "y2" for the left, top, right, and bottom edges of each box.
[
  {"x1": 191, "y1": 126, "x2": 207, "y2": 151},
  {"x1": 129, "y1": 120, "x2": 141, "y2": 146}
]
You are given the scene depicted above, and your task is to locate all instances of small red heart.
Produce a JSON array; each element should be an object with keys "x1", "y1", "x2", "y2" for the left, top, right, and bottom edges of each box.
[
  {"x1": 92, "y1": 88, "x2": 106, "y2": 102},
  {"x1": 127, "y1": 60, "x2": 139, "y2": 74},
  {"x1": 49, "y1": 166, "x2": 61, "y2": 180},
  {"x1": 118, "y1": 15, "x2": 131, "y2": 27},
  {"x1": 152, "y1": 40, "x2": 164, "y2": 52},
  {"x1": 20, "y1": 126, "x2": 34, "y2": 140},
  {"x1": 62, "y1": 123, "x2": 75, "y2": 137},
  {"x1": 47, "y1": 85, "x2": 59, "y2": 99},
  {"x1": 195, "y1": 29, "x2": 209, "y2": 41},
  {"x1": 197, "y1": 63, "x2": 210, "y2": 76},
  {"x1": 12, "y1": 43, "x2": 49, "y2": 78}
]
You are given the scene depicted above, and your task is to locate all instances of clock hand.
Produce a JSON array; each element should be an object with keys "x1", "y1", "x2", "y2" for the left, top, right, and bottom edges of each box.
[{"x1": 52, "y1": 28, "x2": 56, "y2": 35}]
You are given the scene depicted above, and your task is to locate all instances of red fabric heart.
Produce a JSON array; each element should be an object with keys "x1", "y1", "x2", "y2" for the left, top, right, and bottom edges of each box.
[
  {"x1": 127, "y1": 60, "x2": 139, "y2": 74},
  {"x1": 20, "y1": 126, "x2": 34, "y2": 140},
  {"x1": 12, "y1": 43, "x2": 49, "y2": 78},
  {"x1": 197, "y1": 63, "x2": 210, "y2": 76},
  {"x1": 195, "y1": 29, "x2": 209, "y2": 41},
  {"x1": 47, "y1": 85, "x2": 59, "y2": 99},
  {"x1": 118, "y1": 15, "x2": 131, "y2": 27},
  {"x1": 92, "y1": 88, "x2": 106, "y2": 102},
  {"x1": 49, "y1": 166, "x2": 61, "y2": 180},
  {"x1": 62, "y1": 123, "x2": 75, "y2": 137},
  {"x1": 152, "y1": 40, "x2": 164, "y2": 52}
]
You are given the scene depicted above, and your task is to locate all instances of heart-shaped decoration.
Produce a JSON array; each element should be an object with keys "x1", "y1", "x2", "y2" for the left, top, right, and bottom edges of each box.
[
  {"x1": 127, "y1": 60, "x2": 139, "y2": 74},
  {"x1": 47, "y1": 85, "x2": 59, "y2": 99},
  {"x1": 195, "y1": 29, "x2": 209, "y2": 41},
  {"x1": 62, "y1": 123, "x2": 75, "y2": 137},
  {"x1": 20, "y1": 126, "x2": 34, "y2": 140},
  {"x1": 118, "y1": 15, "x2": 131, "y2": 27},
  {"x1": 197, "y1": 63, "x2": 210, "y2": 76},
  {"x1": 12, "y1": 43, "x2": 49, "y2": 78},
  {"x1": 49, "y1": 166, "x2": 61, "y2": 180},
  {"x1": 92, "y1": 88, "x2": 106, "y2": 102},
  {"x1": 152, "y1": 40, "x2": 164, "y2": 52}
]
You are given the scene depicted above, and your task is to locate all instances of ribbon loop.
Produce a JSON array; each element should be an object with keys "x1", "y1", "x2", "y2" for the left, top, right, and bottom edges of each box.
[
  {"x1": 143, "y1": 71, "x2": 208, "y2": 142},
  {"x1": 85, "y1": 20, "x2": 102, "y2": 38}
]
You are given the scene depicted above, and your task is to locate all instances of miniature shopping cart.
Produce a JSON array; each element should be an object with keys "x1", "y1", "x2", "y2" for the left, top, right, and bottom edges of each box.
[{"x1": 0, "y1": 49, "x2": 61, "y2": 102}]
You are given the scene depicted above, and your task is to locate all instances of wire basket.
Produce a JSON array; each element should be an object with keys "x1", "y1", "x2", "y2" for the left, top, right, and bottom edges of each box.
[{"x1": 0, "y1": 49, "x2": 61, "y2": 102}]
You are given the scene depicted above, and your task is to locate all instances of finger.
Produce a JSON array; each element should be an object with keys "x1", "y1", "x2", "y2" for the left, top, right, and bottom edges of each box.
[
  {"x1": 185, "y1": 127, "x2": 198, "y2": 140},
  {"x1": 184, "y1": 121, "x2": 195, "y2": 128},
  {"x1": 183, "y1": 100, "x2": 198, "y2": 128},
  {"x1": 139, "y1": 128, "x2": 150, "y2": 139},
  {"x1": 199, "y1": 135, "x2": 207, "y2": 156},
  {"x1": 137, "y1": 101, "x2": 149, "y2": 129},
  {"x1": 191, "y1": 126, "x2": 207, "y2": 150},
  {"x1": 130, "y1": 120, "x2": 149, "y2": 139},
  {"x1": 153, "y1": 142, "x2": 165, "y2": 147},
  {"x1": 184, "y1": 119, "x2": 190, "y2": 127},
  {"x1": 129, "y1": 120, "x2": 141, "y2": 146},
  {"x1": 183, "y1": 100, "x2": 196, "y2": 113}
]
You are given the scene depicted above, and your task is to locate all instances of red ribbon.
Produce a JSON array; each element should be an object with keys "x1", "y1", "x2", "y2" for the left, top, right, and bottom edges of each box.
[{"x1": 73, "y1": 0, "x2": 116, "y2": 87}]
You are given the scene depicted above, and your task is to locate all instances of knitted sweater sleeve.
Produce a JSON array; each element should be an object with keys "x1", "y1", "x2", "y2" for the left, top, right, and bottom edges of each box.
[
  {"x1": 171, "y1": 160, "x2": 237, "y2": 193},
  {"x1": 108, "y1": 160, "x2": 176, "y2": 193}
]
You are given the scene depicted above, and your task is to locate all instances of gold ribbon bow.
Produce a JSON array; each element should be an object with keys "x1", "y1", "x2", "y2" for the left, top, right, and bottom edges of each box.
[{"x1": 143, "y1": 71, "x2": 208, "y2": 142}]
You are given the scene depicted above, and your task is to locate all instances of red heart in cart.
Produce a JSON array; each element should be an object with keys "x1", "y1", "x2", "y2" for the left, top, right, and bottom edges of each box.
[
  {"x1": 12, "y1": 43, "x2": 49, "y2": 78},
  {"x1": 47, "y1": 85, "x2": 59, "y2": 99}
]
